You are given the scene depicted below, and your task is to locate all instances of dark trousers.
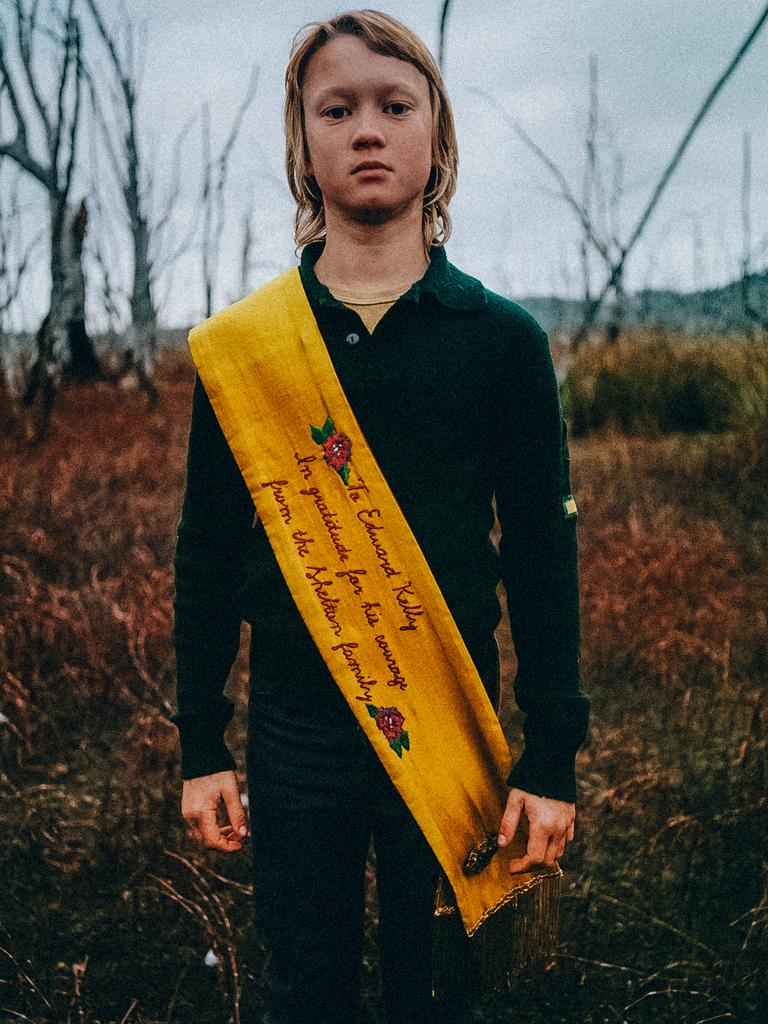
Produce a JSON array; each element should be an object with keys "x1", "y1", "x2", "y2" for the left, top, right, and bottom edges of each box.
[{"x1": 245, "y1": 693, "x2": 476, "y2": 1024}]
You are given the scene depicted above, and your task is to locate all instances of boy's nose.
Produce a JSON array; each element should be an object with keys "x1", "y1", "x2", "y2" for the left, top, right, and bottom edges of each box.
[{"x1": 352, "y1": 113, "x2": 386, "y2": 142}]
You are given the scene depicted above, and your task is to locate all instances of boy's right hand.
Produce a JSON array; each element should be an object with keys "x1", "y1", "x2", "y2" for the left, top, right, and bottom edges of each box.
[{"x1": 181, "y1": 769, "x2": 250, "y2": 852}]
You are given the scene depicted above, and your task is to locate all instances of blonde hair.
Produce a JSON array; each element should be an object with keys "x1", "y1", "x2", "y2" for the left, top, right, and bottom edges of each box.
[{"x1": 284, "y1": 9, "x2": 458, "y2": 256}]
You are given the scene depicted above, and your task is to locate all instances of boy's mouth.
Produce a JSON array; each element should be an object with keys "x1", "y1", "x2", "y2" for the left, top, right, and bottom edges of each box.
[{"x1": 352, "y1": 160, "x2": 391, "y2": 173}]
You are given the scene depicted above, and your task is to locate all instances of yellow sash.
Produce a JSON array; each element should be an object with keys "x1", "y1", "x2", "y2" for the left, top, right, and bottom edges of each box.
[{"x1": 187, "y1": 266, "x2": 561, "y2": 948}]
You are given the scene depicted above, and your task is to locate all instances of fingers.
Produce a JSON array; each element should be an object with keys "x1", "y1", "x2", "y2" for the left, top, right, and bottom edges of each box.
[
  {"x1": 508, "y1": 823, "x2": 571, "y2": 871},
  {"x1": 553, "y1": 829, "x2": 568, "y2": 859},
  {"x1": 217, "y1": 823, "x2": 250, "y2": 849},
  {"x1": 182, "y1": 771, "x2": 249, "y2": 854},
  {"x1": 497, "y1": 790, "x2": 523, "y2": 848},
  {"x1": 507, "y1": 821, "x2": 550, "y2": 873},
  {"x1": 506, "y1": 803, "x2": 576, "y2": 873},
  {"x1": 221, "y1": 772, "x2": 250, "y2": 841},
  {"x1": 198, "y1": 808, "x2": 246, "y2": 852}
]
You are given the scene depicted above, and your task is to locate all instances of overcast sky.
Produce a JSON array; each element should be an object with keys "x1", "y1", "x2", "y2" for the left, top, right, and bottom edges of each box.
[{"x1": 3, "y1": 0, "x2": 768, "y2": 331}]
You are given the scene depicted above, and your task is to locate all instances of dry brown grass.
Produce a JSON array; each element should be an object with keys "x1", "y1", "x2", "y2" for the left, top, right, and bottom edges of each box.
[
  {"x1": 561, "y1": 330, "x2": 768, "y2": 437},
  {"x1": 1, "y1": 343, "x2": 766, "y2": 1023}
]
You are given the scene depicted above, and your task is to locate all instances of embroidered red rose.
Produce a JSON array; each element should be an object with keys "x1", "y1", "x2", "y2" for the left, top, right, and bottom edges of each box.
[
  {"x1": 375, "y1": 706, "x2": 405, "y2": 741},
  {"x1": 323, "y1": 432, "x2": 352, "y2": 471},
  {"x1": 309, "y1": 416, "x2": 353, "y2": 485},
  {"x1": 367, "y1": 703, "x2": 410, "y2": 757}
]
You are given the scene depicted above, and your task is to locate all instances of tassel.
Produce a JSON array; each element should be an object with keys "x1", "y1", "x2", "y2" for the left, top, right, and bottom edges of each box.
[{"x1": 431, "y1": 870, "x2": 562, "y2": 999}]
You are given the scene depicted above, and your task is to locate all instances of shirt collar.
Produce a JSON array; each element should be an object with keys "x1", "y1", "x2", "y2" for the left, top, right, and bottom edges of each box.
[{"x1": 299, "y1": 239, "x2": 486, "y2": 312}]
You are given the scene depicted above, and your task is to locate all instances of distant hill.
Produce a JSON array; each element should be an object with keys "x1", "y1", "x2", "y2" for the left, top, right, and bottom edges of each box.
[
  {"x1": 4, "y1": 271, "x2": 766, "y2": 357},
  {"x1": 513, "y1": 269, "x2": 768, "y2": 338}
]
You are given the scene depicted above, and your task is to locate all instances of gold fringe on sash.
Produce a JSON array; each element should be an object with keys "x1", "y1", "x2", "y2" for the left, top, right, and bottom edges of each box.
[{"x1": 431, "y1": 869, "x2": 562, "y2": 999}]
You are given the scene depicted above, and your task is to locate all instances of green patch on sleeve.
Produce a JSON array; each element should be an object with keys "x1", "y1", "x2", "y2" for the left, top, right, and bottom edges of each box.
[{"x1": 562, "y1": 494, "x2": 578, "y2": 519}]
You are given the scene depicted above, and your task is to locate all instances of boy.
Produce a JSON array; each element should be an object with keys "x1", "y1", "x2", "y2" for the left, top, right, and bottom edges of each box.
[{"x1": 171, "y1": 10, "x2": 590, "y2": 1024}]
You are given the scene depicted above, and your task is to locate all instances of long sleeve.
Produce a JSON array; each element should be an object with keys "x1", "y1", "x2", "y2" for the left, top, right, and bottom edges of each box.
[
  {"x1": 169, "y1": 371, "x2": 255, "y2": 779},
  {"x1": 493, "y1": 317, "x2": 590, "y2": 804}
]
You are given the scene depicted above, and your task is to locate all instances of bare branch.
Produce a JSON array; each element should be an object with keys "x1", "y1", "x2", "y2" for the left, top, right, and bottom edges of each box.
[
  {"x1": 206, "y1": 63, "x2": 260, "y2": 310},
  {"x1": 623, "y1": 2, "x2": 768, "y2": 259},
  {"x1": 50, "y1": 0, "x2": 75, "y2": 184},
  {"x1": 0, "y1": 16, "x2": 32, "y2": 157},
  {"x1": 470, "y1": 85, "x2": 612, "y2": 268},
  {"x1": 0, "y1": 162, "x2": 47, "y2": 317},
  {"x1": 80, "y1": 50, "x2": 126, "y2": 189},
  {"x1": 15, "y1": 0, "x2": 51, "y2": 137},
  {"x1": 0, "y1": 132, "x2": 51, "y2": 184},
  {"x1": 151, "y1": 110, "x2": 198, "y2": 271},
  {"x1": 438, "y1": 0, "x2": 452, "y2": 71},
  {"x1": 215, "y1": 62, "x2": 260, "y2": 177},
  {"x1": 577, "y1": 3, "x2": 768, "y2": 342},
  {"x1": 61, "y1": 13, "x2": 83, "y2": 202}
]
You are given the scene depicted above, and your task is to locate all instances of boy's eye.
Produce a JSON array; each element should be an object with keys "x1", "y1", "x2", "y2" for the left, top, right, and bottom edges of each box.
[{"x1": 322, "y1": 102, "x2": 411, "y2": 120}]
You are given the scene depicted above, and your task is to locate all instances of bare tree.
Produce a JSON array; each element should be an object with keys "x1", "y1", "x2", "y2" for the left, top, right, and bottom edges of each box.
[
  {"x1": 473, "y1": 3, "x2": 768, "y2": 351},
  {"x1": 581, "y1": 55, "x2": 628, "y2": 343},
  {"x1": 225, "y1": 177, "x2": 292, "y2": 308},
  {"x1": 82, "y1": 0, "x2": 159, "y2": 403},
  {"x1": 438, "y1": 0, "x2": 452, "y2": 71},
  {"x1": 578, "y1": 54, "x2": 598, "y2": 333},
  {"x1": 82, "y1": 0, "x2": 235, "y2": 396},
  {"x1": 199, "y1": 65, "x2": 259, "y2": 319},
  {"x1": 740, "y1": 130, "x2": 768, "y2": 337},
  {"x1": 0, "y1": 158, "x2": 46, "y2": 433},
  {"x1": 86, "y1": 170, "x2": 124, "y2": 366},
  {"x1": 0, "y1": 0, "x2": 103, "y2": 441}
]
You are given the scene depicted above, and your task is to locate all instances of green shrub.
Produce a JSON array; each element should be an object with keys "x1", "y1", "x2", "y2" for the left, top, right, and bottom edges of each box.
[{"x1": 562, "y1": 331, "x2": 768, "y2": 436}]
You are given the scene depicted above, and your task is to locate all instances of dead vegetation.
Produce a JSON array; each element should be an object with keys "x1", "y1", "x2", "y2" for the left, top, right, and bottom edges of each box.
[{"x1": 1, "y1": 338, "x2": 766, "y2": 1023}]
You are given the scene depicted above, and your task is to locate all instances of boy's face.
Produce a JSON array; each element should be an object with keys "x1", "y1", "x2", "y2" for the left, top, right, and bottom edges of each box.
[{"x1": 301, "y1": 34, "x2": 433, "y2": 227}]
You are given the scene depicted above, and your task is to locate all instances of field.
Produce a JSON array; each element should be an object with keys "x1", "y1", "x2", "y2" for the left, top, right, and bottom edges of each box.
[{"x1": 1, "y1": 336, "x2": 767, "y2": 1023}]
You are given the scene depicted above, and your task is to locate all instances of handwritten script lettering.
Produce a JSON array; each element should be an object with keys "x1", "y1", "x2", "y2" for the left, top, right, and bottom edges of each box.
[
  {"x1": 335, "y1": 567, "x2": 368, "y2": 596},
  {"x1": 293, "y1": 451, "x2": 317, "y2": 480},
  {"x1": 261, "y1": 480, "x2": 292, "y2": 524},
  {"x1": 391, "y1": 580, "x2": 424, "y2": 632},
  {"x1": 356, "y1": 507, "x2": 402, "y2": 579},
  {"x1": 291, "y1": 528, "x2": 315, "y2": 558},
  {"x1": 361, "y1": 600, "x2": 381, "y2": 627},
  {"x1": 305, "y1": 565, "x2": 342, "y2": 637},
  {"x1": 261, "y1": 449, "x2": 432, "y2": 718},
  {"x1": 301, "y1": 486, "x2": 352, "y2": 563},
  {"x1": 331, "y1": 641, "x2": 378, "y2": 702},
  {"x1": 374, "y1": 633, "x2": 407, "y2": 689}
]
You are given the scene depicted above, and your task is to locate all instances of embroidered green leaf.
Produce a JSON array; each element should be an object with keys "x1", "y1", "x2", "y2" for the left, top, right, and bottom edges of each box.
[
  {"x1": 400, "y1": 731, "x2": 410, "y2": 750},
  {"x1": 390, "y1": 739, "x2": 403, "y2": 757},
  {"x1": 367, "y1": 704, "x2": 379, "y2": 718},
  {"x1": 322, "y1": 416, "x2": 335, "y2": 438},
  {"x1": 310, "y1": 423, "x2": 326, "y2": 445},
  {"x1": 339, "y1": 463, "x2": 350, "y2": 485}
]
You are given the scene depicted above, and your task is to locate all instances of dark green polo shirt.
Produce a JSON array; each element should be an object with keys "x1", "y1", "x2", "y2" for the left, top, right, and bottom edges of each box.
[{"x1": 170, "y1": 240, "x2": 590, "y2": 803}]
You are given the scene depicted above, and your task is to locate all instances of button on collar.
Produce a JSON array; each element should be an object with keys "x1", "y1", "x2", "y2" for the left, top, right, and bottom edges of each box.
[{"x1": 346, "y1": 332, "x2": 360, "y2": 345}]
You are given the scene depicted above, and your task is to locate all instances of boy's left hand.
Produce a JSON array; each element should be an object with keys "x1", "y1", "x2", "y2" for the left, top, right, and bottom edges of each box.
[{"x1": 497, "y1": 787, "x2": 575, "y2": 872}]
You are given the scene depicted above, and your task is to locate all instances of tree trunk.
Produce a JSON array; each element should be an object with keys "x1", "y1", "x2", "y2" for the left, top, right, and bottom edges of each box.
[
  {"x1": 121, "y1": 204, "x2": 158, "y2": 404},
  {"x1": 604, "y1": 266, "x2": 626, "y2": 344},
  {"x1": 23, "y1": 198, "x2": 101, "y2": 440},
  {"x1": 60, "y1": 199, "x2": 101, "y2": 381}
]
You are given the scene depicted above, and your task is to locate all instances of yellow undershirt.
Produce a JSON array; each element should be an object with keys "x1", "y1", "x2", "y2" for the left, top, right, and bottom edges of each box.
[{"x1": 329, "y1": 287, "x2": 404, "y2": 334}]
